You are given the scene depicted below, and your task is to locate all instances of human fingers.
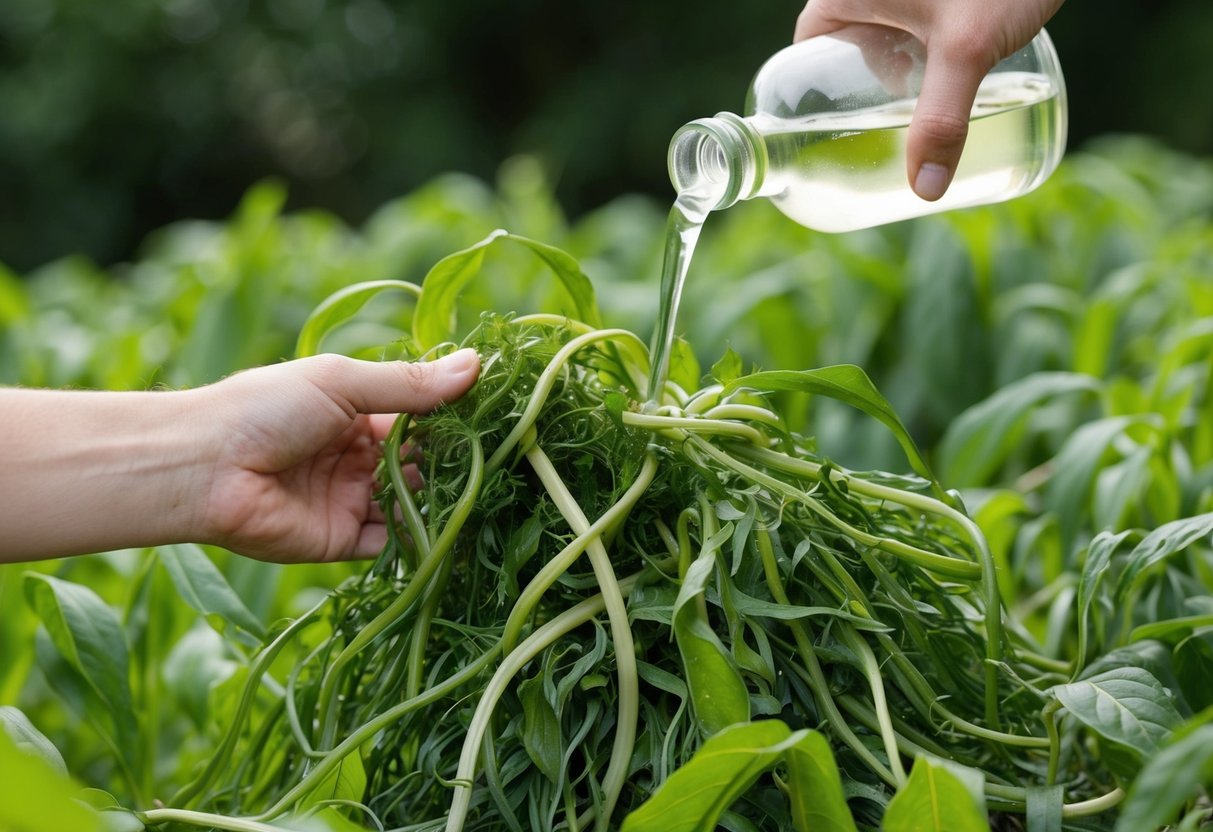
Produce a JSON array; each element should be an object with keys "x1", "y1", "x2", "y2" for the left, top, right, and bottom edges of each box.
[
  {"x1": 352, "y1": 522, "x2": 389, "y2": 559},
  {"x1": 793, "y1": 0, "x2": 878, "y2": 41},
  {"x1": 905, "y1": 40, "x2": 994, "y2": 201},
  {"x1": 302, "y1": 349, "x2": 480, "y2": 417}
]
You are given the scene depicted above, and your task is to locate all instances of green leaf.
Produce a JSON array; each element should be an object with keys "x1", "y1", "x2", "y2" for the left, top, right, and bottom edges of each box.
[
  {"x1": 1042, "y1": 416, "x2": 1146, "y2": 550},
  {"x1": 882, "y1": 756, "x2": 990, "y2": 832},
  {"x1": 710, "y1": 346, "x2": 744, "y2": 386},
  {"x1": 902, "y1": 219, "x2": 988, "y2": 424},
  {"x1": 1114, "y1": 717, "x2": 1213, "y2": 832},
  {"x1": 936, "y1": 372, "x2": 1101, "y2": 487},
  {"x1": 673, "y1": 553, "x2": 750, "y2": 737},
  {"x1": 23, "y1": 573, "x2": 135, "y2": 741},
  {"x1": 1174, "y1": 631, "x2": 1213, "y2": 712},
  {"x1": 621, "y1": 721, "x2": 808, "y2": 832},
  {"x1": 784, "y1": 730, "x2": 858, "y2": 832},
  {"x1": 1050, "y1": 667, "x2": 1182, "y2": 756},
  {"x1": 1093, "y1": 446, "x2": 1153, "y2": 531},
  {"x1": 1075, "y1": 530, "x2": 1135, "y2": 669},
  {"x1": 0, "y1": 727, "x2": 103, "y2": 832},
  {"x1": 729, "y1": 589, "x2": 889, "y2": 630},
  {"x1": 1129, "y1": 614, "x2": 1213, "y2": 645},
  {"x1": 80, "y1": 791, "x2": 145, "y2": 832},
  {"x1": 1114, "y1": 513, "x2": 1213, "y2": 603},
  {"x1": 299, "y1": 751, "x2": 367, "y2": 814},
  {"x1": 295, "y1": 279, "x2": 421, "y2": 357},
  {"x1": 159, "y1": 544, "x2": 266, "y2": 643},
  {"x1": 1025, "y1": 785, "x2": 1063, "y2": 832},
  {"x1": 723, "y1": 366, "x2": 936, "y2": 484},
  {"x1": 163, "y1": 625, "x2": 240, "y2": 728},
  {"x1": 412, "y1": 229, "x2": 601, "y2": 349},
  {"x1": 0, "y1": 706, "x2": 67, "y2": 776},
  {"x1": 667, "y1": 337, "x2": 701, "y2": 397},
  {"x1": 517, "y1": 675, "x2": 563, "y2": 783}
]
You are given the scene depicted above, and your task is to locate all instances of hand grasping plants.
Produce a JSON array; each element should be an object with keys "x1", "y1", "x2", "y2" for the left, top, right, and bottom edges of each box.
[{"x1": 0, "y1": 349, "x2": 479, "y2": 563}]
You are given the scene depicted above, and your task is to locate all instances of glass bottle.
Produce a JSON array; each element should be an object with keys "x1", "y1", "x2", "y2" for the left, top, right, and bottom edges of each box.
[{"x1": 668, "y1": 25, "x2": 1068, "y2": 232}]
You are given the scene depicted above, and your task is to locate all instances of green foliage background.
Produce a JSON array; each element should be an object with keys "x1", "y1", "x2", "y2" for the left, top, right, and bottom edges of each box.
[
  {"x1": 1, "y1": 135, "x2": 1212, "y2": 829},
  {"x1": 2, "y1": 0, "x2": 1212, "y2": 272},
  {"x1": 2, "y1": 2, "x2": 1213, "y2": 827}
]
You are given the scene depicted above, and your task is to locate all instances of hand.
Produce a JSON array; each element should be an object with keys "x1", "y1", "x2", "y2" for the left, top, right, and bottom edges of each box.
[
  {"x1": 794, "y1": 0, "x2": 1065, "y2": 200},
  {"x1": 0, "y1": 350, "x2": 479, "y2": 564},
  {"x1": 198, "y1": 350, "x2": 480, "y2": 563}
]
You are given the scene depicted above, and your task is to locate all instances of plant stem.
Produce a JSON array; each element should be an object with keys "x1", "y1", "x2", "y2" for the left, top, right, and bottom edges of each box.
[
  {"x1": 316, "y1": 432, "x2": 483, "y2": 749},
  {"x1": 171, "y1": 601, "x2": 326, "y2": 808},
  {"x1": 755, "y1": 528, "x2": 897, "y2": 786},
  {"x1": 501, "y1": 452, "x2": 658, "y2": 654},
  {"x1": 840, "y1": 623, "x2": 907, "y2": 786},
  {"x1": 443, "y1": 561, "x2": 673, "y2": 832},
  {"x1": 485, "y1": 328, "x2": 645, "y2": 474},
  {"x1": 527, "y1": 443, "x2": 639, "y2": 832}
]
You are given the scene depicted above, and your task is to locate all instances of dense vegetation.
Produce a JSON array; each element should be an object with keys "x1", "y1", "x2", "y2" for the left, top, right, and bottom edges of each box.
[
  {"x1": 3, "y1": 0, "x2": 1212, "y2": 272},
  {"x1": 2, "y1": 136, "x2": 1213, "y2": 831}
]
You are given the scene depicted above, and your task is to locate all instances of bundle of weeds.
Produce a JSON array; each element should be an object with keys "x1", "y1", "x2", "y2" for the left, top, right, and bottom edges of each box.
[{"x1": 168, "y1": 313, "x2": 1086, "y2": 832}]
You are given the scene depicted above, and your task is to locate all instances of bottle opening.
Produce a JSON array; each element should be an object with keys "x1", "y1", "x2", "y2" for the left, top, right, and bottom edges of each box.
[{"x1": 669, "y1": 125, "x2": 730, "y2": 217}]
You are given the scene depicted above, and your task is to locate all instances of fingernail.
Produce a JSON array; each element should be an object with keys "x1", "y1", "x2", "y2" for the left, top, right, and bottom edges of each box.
[
  {"x1": 435, "y1": 348, "x2": 480, "y2": 379},
  {"x1": 914, "y1": 163, "x2": 949, "y2": 201}
]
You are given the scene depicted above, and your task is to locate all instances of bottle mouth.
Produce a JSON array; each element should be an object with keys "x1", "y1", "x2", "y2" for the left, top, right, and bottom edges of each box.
[
  {"x1": 670, "y1": 129, "x2": 728, "y2": 191},
  {"x1": 669, "y1": 126, "x2": 730, "y2": 216},
  {"x1": 668, "y1": 114, "x2": 763, "y2": 216}
]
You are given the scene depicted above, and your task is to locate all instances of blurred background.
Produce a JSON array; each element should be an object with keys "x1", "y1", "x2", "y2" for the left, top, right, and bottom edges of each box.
[{"x1": 2, "y1": 0, "x2": 1212, "y2": 273}]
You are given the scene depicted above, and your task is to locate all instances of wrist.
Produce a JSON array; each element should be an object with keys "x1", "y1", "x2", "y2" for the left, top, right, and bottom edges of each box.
[{"x1": 0, "y1": 386, "x2": 218, "y2": 561}]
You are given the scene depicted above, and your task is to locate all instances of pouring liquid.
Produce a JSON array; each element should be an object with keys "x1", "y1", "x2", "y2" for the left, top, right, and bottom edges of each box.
[
  {"x1": 646, "y1": 71, "x2": 1061, "y2": 404},
  {"x1": 645, "y1": 188, "x2": 713, "y2": 406}
]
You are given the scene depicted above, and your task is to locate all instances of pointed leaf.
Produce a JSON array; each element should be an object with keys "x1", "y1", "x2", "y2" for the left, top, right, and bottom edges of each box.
[
  {"x1": 1075, "y1": 530, "x2": 1135, "y2": 669},
  {"x1": 936, "y1": 372, "x2": 1100, "y2": 487},
  {"x1": 1042, "y1": 416, "x2": 1146, "y2": 550},
  {"x1": 0, "y1": 728, "x2": 103, "y2": 832},
  {"x1": 724, "y1": 365, "x2": 935, "y2": 483},
  {"x1": 1114, "y1": 718, "x2": 1213, "y2": 832},
  {"x1": 0, "y1": 706, "x2": 67, "y2": 776},
  {"x1": 518, "y1": 675, "x2": 563, "y2": 783},
  {"x1": 1114, "y1": 513, "x2": 1213, "y2": 603},
  {"x1": 160, "y1": 544, "x2": 266, "y2": 642},
  {"x1": 23, "y1": 573, "x2": 135, "y2": 741},
  {"x1": 882, "y1": 756, "x2": 990, "y2": 832},
  {"x1": 413, "y1": 230, "x2": 600, "y2": 348},
  {"x1": 674, "y1": 553, "x2": 750, "y2": 736},
  {"x1": 711, "y1": 347, "x2": 744, "y2": 386},
  {"x1": 295, "y1": 279, "x2": 421, "y2": 357},
  {"x1": 1050, "y1": 667, "x2": 1182, "y2": 756},
  {"x1": 621, "y1": 721, "x2": 805, "y2": 832},
  {"x1": 784, "y1": 730, "x2": 858, "y2": 832}
]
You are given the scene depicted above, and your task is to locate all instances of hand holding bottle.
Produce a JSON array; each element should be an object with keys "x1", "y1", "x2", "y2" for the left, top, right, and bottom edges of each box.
[{"x1": 794, "y1": 0, "x2": 1066, "y2": 201}]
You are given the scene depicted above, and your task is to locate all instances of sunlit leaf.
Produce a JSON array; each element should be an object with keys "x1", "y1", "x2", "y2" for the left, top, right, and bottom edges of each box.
[
  {"x1": 882, "y1": 756, "x2": 990, "y2": 832},
  {"x1": 295, "y1": 279, "x2": 421, "y2": 357}
]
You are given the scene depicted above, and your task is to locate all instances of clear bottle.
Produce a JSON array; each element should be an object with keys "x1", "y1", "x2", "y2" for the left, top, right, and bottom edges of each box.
[{"x1": 669, "y1": 25, "x2": 1068, "y2": 232}]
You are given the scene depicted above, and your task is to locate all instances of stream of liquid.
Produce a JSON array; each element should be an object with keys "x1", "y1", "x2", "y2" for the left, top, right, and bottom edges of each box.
[
  {"x1": 645, "y1": 189, "x2": 713, "y2": 406},
  {"x1": 645, "y1": 71, "x2": 1060, "y2": 405}
]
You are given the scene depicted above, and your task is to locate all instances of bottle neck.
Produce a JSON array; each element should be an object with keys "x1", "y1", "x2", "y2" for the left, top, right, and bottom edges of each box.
[{"x1": 668, "y1": 112, "x2": 768, "y2": 216}]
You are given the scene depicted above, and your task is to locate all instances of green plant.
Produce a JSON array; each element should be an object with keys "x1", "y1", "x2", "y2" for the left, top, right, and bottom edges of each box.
[{"x1": 3, "y1": 137, "x2": 1213, "y2": 831}]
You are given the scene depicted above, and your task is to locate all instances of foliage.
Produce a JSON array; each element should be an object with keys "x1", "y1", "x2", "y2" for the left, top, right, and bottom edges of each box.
[
  {"x1": 2, "y1": 0, "x2": 1212, "y2": 271},
  {"x1": 1, "y1": 136, "x2": 1212, "y2": 830}
]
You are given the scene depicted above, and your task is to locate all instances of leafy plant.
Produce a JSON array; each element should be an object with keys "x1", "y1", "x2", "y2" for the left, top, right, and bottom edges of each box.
[{"x1": 2, "y1": 137, "x2": 1213, "y2": 830}]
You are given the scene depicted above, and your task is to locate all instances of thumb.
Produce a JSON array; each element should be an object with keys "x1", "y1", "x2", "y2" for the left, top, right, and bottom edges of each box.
[
  {"x1": 906, "y1": 52, "x2": 991, "y2": 201},
  {"x1": 310, "y1": 349, "x2": 481, "y2": 416}
]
